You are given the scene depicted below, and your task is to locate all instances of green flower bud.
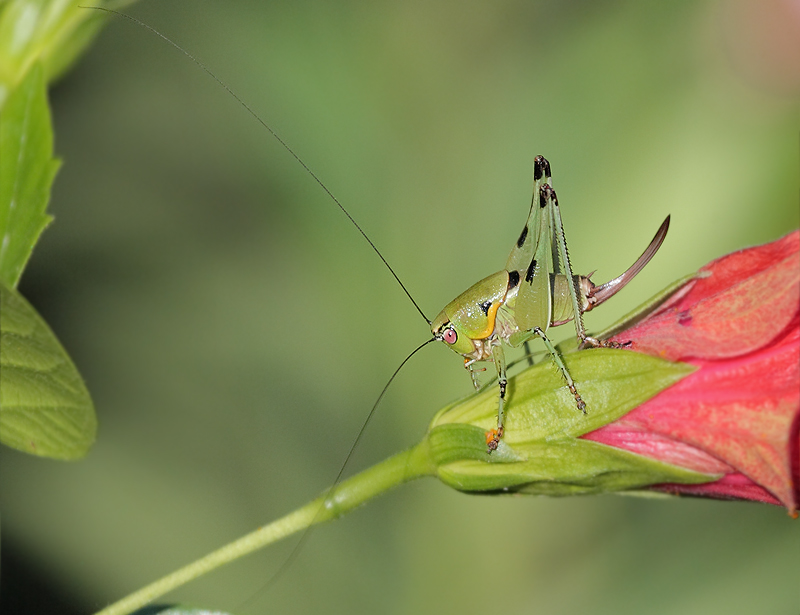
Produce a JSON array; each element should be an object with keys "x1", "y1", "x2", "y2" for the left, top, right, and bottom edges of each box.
[{"x1": 420, "y1": 348, "x2": 713, "y2": 495}]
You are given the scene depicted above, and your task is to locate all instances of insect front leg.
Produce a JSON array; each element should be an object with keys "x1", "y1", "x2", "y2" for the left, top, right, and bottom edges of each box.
[
  {"x1": 464, "y1": 358, "x2": 485, "y2": 391},
  {"x1": 486, "y1": 343, "x2": 508, "y2": 453},
  {"x1": 533, "y1": 327, "x2": 586, "y2": 413}
]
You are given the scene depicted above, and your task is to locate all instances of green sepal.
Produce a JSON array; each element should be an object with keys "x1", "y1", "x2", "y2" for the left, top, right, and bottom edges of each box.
[
  {"x1": 437, "y1": 439, "x2": 713, "y2": 495},
  {"x1": 424, "y1": 348, "x2": 714, "y2": 494},
  {"x1": 0, "y1": 62, "x2": 59, "y2": 288},
  {"x1": 0, "y1": 280, "x2": 96, "y2": 459},
  {"x1": 431, "y1": 348, "x2": 696, "y2": 438}
]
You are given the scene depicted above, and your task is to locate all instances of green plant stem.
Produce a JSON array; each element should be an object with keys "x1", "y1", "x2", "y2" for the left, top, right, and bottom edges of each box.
[{"x1": 93, "y1": 441, "x2": 435, "y2": 615}]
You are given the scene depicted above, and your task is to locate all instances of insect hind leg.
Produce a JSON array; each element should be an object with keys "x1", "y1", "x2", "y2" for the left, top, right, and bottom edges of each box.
[
  {"x1": 533, "y1": 327, "x2": 586, "y2": 413},
  {"x1": 579, "y1": 335, "x2": 632, "y2": 350}
]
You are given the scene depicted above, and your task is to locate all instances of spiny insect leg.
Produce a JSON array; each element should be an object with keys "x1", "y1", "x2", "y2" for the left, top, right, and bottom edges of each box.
[
  {"x1": 543, "y1": 182, "x2": 587, "y2": 345},
  {"x1": 533, "y1": 327, "x2": 586, "y2": 413}
]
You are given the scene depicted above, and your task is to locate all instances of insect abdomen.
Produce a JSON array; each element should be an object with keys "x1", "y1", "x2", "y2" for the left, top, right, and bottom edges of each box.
[{"x1": 550, "y1": 274, "x2": 593, "y2": 326}]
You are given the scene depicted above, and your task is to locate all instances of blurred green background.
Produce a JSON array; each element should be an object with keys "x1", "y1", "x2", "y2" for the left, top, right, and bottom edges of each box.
[{"x1": 1, "y1": 1, "x2": 798, "y2": 613}]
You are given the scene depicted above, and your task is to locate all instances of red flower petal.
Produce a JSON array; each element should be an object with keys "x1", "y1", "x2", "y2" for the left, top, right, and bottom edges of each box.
[
  {"x1": 585, "y1": 231, "x2": 800, "y2": 512},
  {"x1": 616, "y1": 232, "x2": 799, "y2": 361}
]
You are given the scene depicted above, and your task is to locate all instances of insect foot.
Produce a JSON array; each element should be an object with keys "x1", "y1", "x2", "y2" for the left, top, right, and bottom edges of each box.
[
  {"x1": 580, "y1": 335, "x2": 632, "y2": 350},
  {"x1": 579, "y1": 335, "x2": 602, "y2": 349},
  {"x1": 603, "y1": 339, "x2": 633, "y2": 349},
  {"x1": 485, "y1": 427, "x2": 504, "y2": 453},
  {"x1": 578, "y1": 335, "x2": 631, "y2": 350},
  {"x1": 569, "y1": 383, "x2": 587, "y2": 413}
]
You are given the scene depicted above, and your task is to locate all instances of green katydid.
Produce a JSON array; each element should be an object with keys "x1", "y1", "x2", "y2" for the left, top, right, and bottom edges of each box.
[
  {"x1": 431, "y1": 155, "x2": 670, "y2": 451},
  {"x1": 94, "y1": 8, "x2": 670, "y2": 457}
]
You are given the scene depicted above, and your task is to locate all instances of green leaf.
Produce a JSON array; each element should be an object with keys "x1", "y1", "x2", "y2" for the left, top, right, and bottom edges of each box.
[
  {"x1": 0, "y1": 62, "x2": 59, "y2": 288},
  {"x1": 0, "y1": 0, "x2": 117, "y2": 107},
  {"x1": 0, "y1": 280, "x2": 96, "y2": 459}
]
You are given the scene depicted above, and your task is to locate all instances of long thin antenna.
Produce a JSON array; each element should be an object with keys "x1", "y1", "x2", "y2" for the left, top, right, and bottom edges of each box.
[
  {"x1": 82, "y1": 9, "x2": 438, "y2": 606},
  {"x1": 87, "y1": 6, "x2": 431, "y2": 324},
  {"x1": 237, "y1": 337, "x2": 435, "y2": 611}
]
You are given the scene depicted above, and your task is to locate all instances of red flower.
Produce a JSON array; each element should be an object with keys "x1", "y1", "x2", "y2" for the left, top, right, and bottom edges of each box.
[{"x1": 583, "y1": 231, "x2": 800, "y2": 513}]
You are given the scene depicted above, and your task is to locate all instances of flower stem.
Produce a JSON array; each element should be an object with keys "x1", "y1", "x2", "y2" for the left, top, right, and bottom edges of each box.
[{"x1": 93, "y1": 441, "x2": 435, "y2": 615}]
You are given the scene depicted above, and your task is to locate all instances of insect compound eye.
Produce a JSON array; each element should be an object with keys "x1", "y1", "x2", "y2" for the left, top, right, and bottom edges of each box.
[{"x1": 442, "y1": 327, "x2": 458, "y2": 345}]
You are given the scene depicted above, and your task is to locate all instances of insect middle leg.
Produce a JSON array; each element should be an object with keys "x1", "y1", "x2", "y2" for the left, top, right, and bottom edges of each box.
[{"x1": 533, "y1": 327, "x2": 586, "y2": 413}]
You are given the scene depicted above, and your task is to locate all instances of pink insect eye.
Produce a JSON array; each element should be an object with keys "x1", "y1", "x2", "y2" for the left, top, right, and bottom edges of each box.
[{"x1": 443, "y1": 327, "x2": 458, "y2": 345}]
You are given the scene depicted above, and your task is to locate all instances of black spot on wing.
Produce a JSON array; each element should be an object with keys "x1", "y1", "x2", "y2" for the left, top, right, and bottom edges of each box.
[
  {"x1": 533, "y1": 156, "x2": 551, "y2": 180},
  {"x1": 507, "y1": 270, "x2": 520, "y2": 289},
  {"x1": 525, "y1": 258, "x2": 537, "y2": 283},
  {"x1": 516, "y1": 225, "x2": 528, "y2": 248},
  {"x1": 480, "y1": 300, "x2": 492, "y2": 315},
  {"x1": 539, "y1": 184, "x2": 558, "y2": 208},
  {"x1": 534, "y1": 159, "x2": 544, "y2": 181}
]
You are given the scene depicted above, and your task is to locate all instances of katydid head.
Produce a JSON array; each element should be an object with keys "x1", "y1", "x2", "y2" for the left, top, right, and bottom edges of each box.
[
  {"x1": 431, "y1": 310, "x2": 478, "y2": 356},
  {"x1": 431, "y1": 270, "x2": 514, "y2": 358}
]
